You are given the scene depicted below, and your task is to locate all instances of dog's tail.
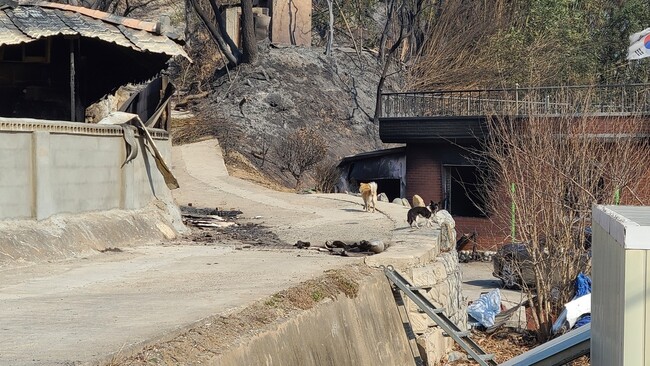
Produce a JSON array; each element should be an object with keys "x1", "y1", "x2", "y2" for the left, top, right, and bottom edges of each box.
[{"x1": 369, "y1": 182, "x2": 377, "y2": 196}]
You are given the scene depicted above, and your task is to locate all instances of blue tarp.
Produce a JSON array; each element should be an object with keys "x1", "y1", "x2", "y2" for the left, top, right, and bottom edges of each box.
[
  {"x1": 575, "y1": 273, "x2": 592, "y2": 298},
  {"x1": 571, "y1": 273, "x2": 592, "y2": 330},
  {"x1": 574, "y1": 314, "x2": 591, "y2": 328},
  {"x1": 552, "y1": 273, "x2": 592, "y2": 334}
]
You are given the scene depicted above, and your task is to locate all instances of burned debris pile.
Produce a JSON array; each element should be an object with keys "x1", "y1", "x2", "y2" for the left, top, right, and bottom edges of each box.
[
  {"x1": 181, "y1": 205, "x2": 288, "y2": 247},
  {"x1": 293, "y1": 239, "x2": 387, "y2": 257},
  {"x1": 180, "y1": 205, "x2": 388, "y2": 257}
]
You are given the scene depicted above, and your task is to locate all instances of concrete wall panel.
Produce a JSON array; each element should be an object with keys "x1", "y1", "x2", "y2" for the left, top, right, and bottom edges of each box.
[
  {"x1": 49, "y1": 134, "x2": 123, "y2": 214},
  {"x1": 0, "y1": 118, "x2": 173, "y2": 221},
  {"x1": 213, "y1": 271, "x2": 414, "y2": 366},
  {"x1": 0, "y1": 133, "x2": 33, "y2": 219}
]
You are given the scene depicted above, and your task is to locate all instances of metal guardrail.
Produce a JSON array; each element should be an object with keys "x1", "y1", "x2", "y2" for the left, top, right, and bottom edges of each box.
[
  {"x1": 383, "y1": 265, "x2": 497, "y2": 366},
  {"x1": 499, "y1": 323, "x2": 590, "y2": 366},
  {"x1": 380, "y1": 84, "x2": 650, "y2": 118}
]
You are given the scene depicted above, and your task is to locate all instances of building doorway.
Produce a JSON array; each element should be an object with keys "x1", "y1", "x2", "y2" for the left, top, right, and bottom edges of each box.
[
  {"x1": 443, "y1": 165, "x2": 487, "y2": 217},
  {"x1": 374, "y1": 178, "x2": 401, "y2": 202}
]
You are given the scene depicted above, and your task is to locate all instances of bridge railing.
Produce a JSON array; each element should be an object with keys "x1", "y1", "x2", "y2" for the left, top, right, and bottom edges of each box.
[{"x1": 380, "y1": 84, "x2": 650, "y2": 118}]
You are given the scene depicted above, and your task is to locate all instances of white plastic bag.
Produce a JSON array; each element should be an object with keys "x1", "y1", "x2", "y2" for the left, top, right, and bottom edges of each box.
[{"x1": 467, "y1": 289, "x2": 501, "y2": 328}]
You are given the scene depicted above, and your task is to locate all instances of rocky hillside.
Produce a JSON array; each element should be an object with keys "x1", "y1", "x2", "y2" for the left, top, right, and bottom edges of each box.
[{"x1": 174, "y1": 43, "x2": 398, "y2": 189}]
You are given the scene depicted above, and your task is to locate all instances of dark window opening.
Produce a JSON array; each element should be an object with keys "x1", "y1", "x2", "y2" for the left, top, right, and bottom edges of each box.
[
  {"x1": 443, "y1": 165, "x2": 487, "y2": 217},
  {"x1": 1, "y1": 45, "x2": 22, "y2": 62},
  {"x1": 24, "y1": 39, "x2": 49, "y2": 62},
  {"x1": 374, "y1": 179, "x2": 401, "y2": 202},
  {"x1": 0, "y1": 39, "x2": 50, "y2": 63}
]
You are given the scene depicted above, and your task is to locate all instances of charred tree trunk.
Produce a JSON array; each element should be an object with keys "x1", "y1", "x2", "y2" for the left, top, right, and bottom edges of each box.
[
  {"x1": 373, "y1": 37, "x2": 404, "y2": 123},
  {"x1": 240, "y1": 0, "x2": 257, "y2": 63},
  {"x1": 325, "y1": 0, "x2": 334, "y2": 56},
  {"x1": 207, "y1": 0, "x2": 241, "y2": 60},
  {"x1": 189, "y1": 0, "x2": 240, "y2": 64},
  {"x1": 373, "y1": 0, "x2": 424, "y2": 123},
  {"x1": 288, "y1": 0, "x2": 297, "y2": 45},
  {"x1": 378, "y1": 0, "x2": 396, "y2": 62}
]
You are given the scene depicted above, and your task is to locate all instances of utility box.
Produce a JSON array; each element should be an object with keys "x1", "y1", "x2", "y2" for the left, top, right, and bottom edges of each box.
[{"x1": 592, "y1": 205, "x2": 650, "y2": 366}]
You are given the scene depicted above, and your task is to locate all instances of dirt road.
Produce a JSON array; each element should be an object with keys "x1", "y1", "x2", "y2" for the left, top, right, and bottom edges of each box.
[{"x1": 0, "y1": 139, "x2": 425, "y2": 365}]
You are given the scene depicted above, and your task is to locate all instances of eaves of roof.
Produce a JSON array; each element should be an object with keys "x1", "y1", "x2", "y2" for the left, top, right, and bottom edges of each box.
[
  {"x1": 337, "y1": 146, "x2": 406, "y2": 167},
  {"x1": 0, "y1": 1, "x2": 188, "y2": 59}
]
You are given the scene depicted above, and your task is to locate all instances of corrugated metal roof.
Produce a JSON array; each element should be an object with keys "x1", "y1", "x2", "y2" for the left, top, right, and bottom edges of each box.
[{"x1": 0, "y1": 1, "x2": 188, "y2": 58}]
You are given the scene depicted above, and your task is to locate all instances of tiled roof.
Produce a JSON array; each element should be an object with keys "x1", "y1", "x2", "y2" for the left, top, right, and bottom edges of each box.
[{"x1": 0, "y1": 1, "x2": 188, "y2": 58}]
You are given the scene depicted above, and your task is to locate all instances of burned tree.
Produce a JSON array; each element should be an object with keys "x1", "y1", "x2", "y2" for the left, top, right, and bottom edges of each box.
[
  {"x1": 240, "y1": 0, "x2": 257, "y2": 63},
  {"x1": 274, "y1": 128, "x2": 328, "y2": 189},
  {"x1": 314, "y1": 161, "x2": 341, "y2": 193},
  {"x1": 324, "y1": 0, "x2": 334, "y2": 56},
  {"x1": 373, "y1": 0, "x2": 426, "y2": 123},
  {"x1": 188, "y1": 0, "x2": 257, "y2": 66}
]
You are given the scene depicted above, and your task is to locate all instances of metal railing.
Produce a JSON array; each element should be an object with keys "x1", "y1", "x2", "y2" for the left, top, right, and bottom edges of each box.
[{"x1": 380, "y1": 84, "x2": 650, "y2": 118}]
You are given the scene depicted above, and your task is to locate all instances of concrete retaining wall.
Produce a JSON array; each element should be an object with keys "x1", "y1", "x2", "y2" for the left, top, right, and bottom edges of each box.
[
  {"x1": 211, "y1": 241, "x2": 465, "y2": 366},
  {"x1": 213, "y1": 271, "x2": 416, "y2": 366},
  {"x1": 0, "y1": 118, "x2": 172, "y2": 220},
  {"x1": 0, "y1": 118, "x2": 184, "y2": 267}
]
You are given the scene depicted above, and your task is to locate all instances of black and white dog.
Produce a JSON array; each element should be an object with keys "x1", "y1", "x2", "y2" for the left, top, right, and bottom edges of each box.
[{"x1": 407, "y1": 201, "x2": 439, "y2": 228}]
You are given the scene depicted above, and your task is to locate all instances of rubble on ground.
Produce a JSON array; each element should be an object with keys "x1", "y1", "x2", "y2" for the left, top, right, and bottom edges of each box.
[{"x1": 180, "y1": 206, "x2": 388, "y2": 257}]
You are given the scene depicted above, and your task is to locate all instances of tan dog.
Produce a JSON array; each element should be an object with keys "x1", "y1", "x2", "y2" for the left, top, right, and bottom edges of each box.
[
  {"x1": 359, "y1": 182, "x2": 378, "y2": 213},
  {"x1": 412, "y1": 194, "x2": 425, "y2": 207}
]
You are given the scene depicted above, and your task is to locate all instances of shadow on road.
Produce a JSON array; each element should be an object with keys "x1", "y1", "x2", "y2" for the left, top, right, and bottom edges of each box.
[{"x1": 464, "y1": 279, "x2": 503, "y2": 289}]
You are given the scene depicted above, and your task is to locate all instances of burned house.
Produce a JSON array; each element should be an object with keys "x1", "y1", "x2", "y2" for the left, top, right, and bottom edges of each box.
[
  {"x1": 0, "y1": 1, "x2": 187, "y2": 124},
  {"x1": 222, "y1": 0, "x2": 311, "y2": 47},
  {"x1": 337, "y1": 147, "x2": 406, "y2": 201},
  {"x1": 0, "y1": 2, "x2": 188, "y2": 262}
]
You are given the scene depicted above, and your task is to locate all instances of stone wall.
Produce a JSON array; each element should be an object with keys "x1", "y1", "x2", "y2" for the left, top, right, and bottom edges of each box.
[
  {"x1": 405, "y1": 252, "x2": 466, "y2": 365},
  {"x1": 365, "y1": 217, "x2": 467, "y2": 365}
]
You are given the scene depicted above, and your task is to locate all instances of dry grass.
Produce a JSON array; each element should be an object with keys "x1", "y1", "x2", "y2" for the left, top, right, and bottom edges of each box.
[
  {"x1": 170, "y1": 116, "x2": 214, "y2": 145},
  {"x1": 447, "y1": 328, "x2": 590, "y2": 365},
  {"x1": 224, "y1": 151, "x2": 293, "y2": 193},
  {"x1": 171, "y1": 116, "x2": 293, "y2": 192}
]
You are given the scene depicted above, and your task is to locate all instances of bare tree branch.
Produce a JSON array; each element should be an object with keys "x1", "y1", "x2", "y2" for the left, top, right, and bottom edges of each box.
[
  {"x1": 478, "y1": 88, "x2": 650, "y2": 339},
  {"x1": 189, "y1": 0, "x2": 239, "y2": 64},
  {"x1": 274, "y1": 128, "x2": 328, "y2": 189}
]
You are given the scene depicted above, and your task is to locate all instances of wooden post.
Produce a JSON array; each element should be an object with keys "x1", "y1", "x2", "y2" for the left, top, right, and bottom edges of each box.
[
  {"x1": 161, "y1": 75, "x2": 172, "y2": 132},
  {"x1": 69, "y1": 39, "x2": 75, "y2": 122}
]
